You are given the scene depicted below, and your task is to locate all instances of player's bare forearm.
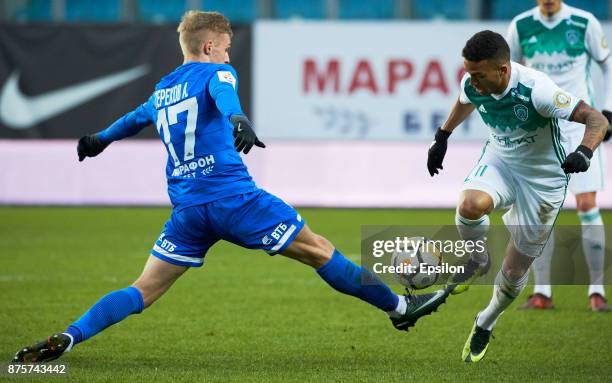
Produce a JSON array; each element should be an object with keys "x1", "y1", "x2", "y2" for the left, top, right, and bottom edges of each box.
[
  {"x1": 441, "y1": 99, "x2": 475, "y2": 133},
  {"x1": 571, "y1": 102, "x2": 609, "y2": 150}
]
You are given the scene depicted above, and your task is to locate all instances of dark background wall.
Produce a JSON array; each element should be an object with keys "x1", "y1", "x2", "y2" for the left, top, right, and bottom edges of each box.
[{"x1": 0, "y1": 24, "x2": 252, "y2": 138}]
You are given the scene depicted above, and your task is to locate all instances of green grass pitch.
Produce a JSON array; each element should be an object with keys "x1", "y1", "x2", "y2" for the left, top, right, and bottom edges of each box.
[{"x1": 0, "y1": 207, "x2": 610, "y2": 382}]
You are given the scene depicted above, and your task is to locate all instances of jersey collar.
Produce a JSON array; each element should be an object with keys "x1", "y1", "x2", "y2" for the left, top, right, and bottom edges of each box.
[
  {"x1": 533, "y1": 3, "x2": 571, "y2": 29},
  {"x1": 490, "y1": 62, "x2": 518, "y2": 101}
]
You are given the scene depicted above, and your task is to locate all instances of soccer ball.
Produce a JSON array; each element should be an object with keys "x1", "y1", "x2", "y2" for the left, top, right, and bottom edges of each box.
[{"x1": 390, "y1": 237, "x2": 443, "y2": 290}]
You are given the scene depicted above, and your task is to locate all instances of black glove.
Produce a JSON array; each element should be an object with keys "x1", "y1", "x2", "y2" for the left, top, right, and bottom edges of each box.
[
  {"x1": 230, "y1": 115, "x2": 265, "y2": 154},
  {"x1": 427, "y1": 128, "x2": 451, "y2": 176},
  {"x1": 561, "y1": 145, "x2": 592, "y2": 174},
  {"x1": 77, "y1": 134, "x2": 108, "y2": 162},
  {"x1": 602, "y1": 110, "x2": 612, "y2": 142}
]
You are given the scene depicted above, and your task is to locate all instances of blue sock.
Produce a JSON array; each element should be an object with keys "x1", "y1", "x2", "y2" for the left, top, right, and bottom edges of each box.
[
  {"x1": 65, "y1": 286, "x2": 144, "y2": 346},
  {"x1": 317, "y1": 249, "x2": 399, "y2": 311}
]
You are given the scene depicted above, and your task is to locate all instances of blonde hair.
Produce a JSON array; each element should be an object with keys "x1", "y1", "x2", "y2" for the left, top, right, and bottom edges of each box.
[{"x1": 177, "y1": 10, "x2": 233, "y2": 56}]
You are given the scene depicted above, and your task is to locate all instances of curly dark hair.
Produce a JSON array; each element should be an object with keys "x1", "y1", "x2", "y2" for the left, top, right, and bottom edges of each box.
[{"x1": 462, "y1": 30, "x2": 510, "y2": 63}]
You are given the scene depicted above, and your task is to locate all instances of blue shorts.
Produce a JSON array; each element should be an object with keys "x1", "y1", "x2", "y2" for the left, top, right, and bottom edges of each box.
[{"x1": 151, "y1": 189, "x2": 305, "y2": 267}]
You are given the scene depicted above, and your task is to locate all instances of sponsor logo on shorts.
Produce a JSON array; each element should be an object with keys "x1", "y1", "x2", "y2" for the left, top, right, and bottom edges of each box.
[
  {"x1": 157, "y1": 233, "x2": 177, "y2": 252},
  {"x1": 262, "y1": 223, "x2": 289, "y2": 245}
]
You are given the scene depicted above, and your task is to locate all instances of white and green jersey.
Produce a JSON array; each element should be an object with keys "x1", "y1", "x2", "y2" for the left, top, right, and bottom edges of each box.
[
  {"x1": 459, "y1": 62, "x2": 582, "y2": 177},
  {"x1": 506, "y1": 3, "x2": 609, "y2": 107}
]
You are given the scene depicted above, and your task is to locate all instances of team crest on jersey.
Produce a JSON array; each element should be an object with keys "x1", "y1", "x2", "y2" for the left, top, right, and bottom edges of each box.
[
  {"x1": 602, "y1": 37, "x2": 609, "y2": 49},
  {"x1": 553, "y1": 91, "x2": 571, "y2": 108},
  {"x1": 513, "y1": 104, "x2": 529, "y2": 122},
  {"x1": 565, "y1": 30, "x2": 579, "y2": 46}
]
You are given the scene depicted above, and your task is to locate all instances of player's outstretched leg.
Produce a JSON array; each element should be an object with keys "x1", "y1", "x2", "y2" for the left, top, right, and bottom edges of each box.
[
  {"x1": 448, "y1": 190, "x2": 492, "y2": 294},
  {"x1": 281, "y1": 225, "x2": 452, "y2": 331},
  {"x1": 463, "y1": 241, "x2": 531, "y2": 363},
  {"x1": 13, "y1": 256, "x2": 187, "y2": 363}
]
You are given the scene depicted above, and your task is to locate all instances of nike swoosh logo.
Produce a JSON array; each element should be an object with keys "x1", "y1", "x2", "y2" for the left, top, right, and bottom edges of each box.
[
  {"x1": 0, "y1": 65, "x2": 149, "y2": 129},
  {"x1": 412, "y1": 289, "x2": 447, "y2": 316},
  {"x1": 425, "y1": 289, "x2": 446, "y2": 305},
  {"x1": 394, "y1": 288, "x2": 448, "y2": 328}
]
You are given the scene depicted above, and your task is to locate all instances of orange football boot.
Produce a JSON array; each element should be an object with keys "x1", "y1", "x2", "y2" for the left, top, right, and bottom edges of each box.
[
  {"x1": 589, "y1": 293, "x2": 610, "y2": 312},
  {"x1": 519, "y1": 293, "x2": 554, "y2": 310}
]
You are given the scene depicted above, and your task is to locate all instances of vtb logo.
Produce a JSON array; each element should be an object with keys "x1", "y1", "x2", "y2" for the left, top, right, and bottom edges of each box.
[{"x1": 262, "y1": 223, "x2": 289, "y2": 245}]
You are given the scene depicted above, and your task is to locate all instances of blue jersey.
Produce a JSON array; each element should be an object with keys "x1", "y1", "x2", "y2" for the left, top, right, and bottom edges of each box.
[{"x1": 97, "y1": 62, "x2": 257, "y2": 210}]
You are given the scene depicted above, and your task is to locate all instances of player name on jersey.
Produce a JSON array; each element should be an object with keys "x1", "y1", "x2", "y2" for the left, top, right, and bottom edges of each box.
[{"x1": 154, "y1": 82, "x2": 189, "y2": 109}]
